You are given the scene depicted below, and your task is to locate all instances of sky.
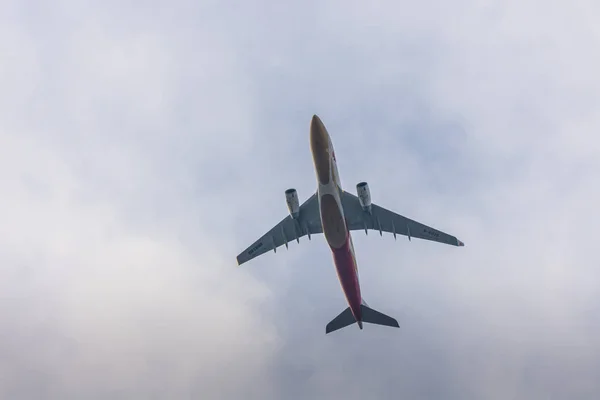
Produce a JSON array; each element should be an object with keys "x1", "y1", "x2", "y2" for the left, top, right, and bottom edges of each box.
[{"x1": 1, "y1": 0, "x2": 599, "y2": 399}]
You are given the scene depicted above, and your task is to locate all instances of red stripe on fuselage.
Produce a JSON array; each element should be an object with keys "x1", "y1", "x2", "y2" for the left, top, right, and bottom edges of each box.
[
  {"x1": 330, "y1": 232, "x2": 362, "y2": 322},
  {"x1": 310, "y1": 114, "x2": 363, "y2": 323}
]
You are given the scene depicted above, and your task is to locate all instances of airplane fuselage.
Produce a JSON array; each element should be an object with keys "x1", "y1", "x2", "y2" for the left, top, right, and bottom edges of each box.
[{"x1": 309, "y1": 115, "x2": 363, "y2": 328}]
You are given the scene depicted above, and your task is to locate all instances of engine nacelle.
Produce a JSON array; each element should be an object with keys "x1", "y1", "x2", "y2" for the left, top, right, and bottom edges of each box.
[
  {"x1": 356, "y1": 182, "x2": 372, "y2": 213},
  {"x1": 285, "y1": 188, "x2": 300, "y2": 218}
]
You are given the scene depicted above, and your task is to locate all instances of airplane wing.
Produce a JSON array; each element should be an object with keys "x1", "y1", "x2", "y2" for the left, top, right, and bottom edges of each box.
[
  {"x1": 341, "y1": 191, "x2": 464, "y2": 247},
  {"x1": 237, "y1": 192, "x2": 322, "y2": 266}
]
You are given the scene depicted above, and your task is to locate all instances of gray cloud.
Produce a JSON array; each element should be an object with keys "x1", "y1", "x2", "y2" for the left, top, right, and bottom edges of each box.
[{"x1": 1, "y1": 0, "x2": 599, "y2": 399}]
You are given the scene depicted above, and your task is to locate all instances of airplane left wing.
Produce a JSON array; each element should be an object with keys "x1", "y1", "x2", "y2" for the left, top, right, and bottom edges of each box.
[
  {"x1": 237, "y1": 192, "x2": 322, "y2": 266},
  {"x1": 341, "y1": 191, "x2": 464, "y2": 247}
]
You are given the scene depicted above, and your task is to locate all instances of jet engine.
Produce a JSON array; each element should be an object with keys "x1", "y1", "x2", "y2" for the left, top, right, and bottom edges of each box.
[
  {"x1": 356, "y1": 182, "x2": 372, "y2": 213},
  {"x1": 285, "y1": 188, "x2": 300, "y2": 218}
]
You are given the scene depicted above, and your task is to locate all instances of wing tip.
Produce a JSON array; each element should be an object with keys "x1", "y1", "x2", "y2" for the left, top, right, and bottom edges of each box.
[{"x1": 457, "y1": 239, "x2": 465, "y2": 247}]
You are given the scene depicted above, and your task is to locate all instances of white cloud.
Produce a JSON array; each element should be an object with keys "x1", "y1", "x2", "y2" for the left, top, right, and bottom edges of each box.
[{"x1": 0, "y1": 4, "x2": 277, "y2": 399}]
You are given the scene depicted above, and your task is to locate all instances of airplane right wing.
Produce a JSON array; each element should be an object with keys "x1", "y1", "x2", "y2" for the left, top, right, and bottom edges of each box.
[
  {"x1": 341, "y1": 191, "x2": 464, "y2": 247},
  {"x1": 236, "y1": 192, "x2": 323, "y2": 266}
]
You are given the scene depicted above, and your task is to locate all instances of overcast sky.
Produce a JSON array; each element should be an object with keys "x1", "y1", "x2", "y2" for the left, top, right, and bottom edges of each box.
[{"x1": 1, "y1": 1, "x2": 599, "y2": 399}]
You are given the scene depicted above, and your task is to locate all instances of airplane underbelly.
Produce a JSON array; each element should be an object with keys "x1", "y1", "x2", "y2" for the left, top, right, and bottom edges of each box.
[
  {"x1": 319, "y1": 193, "x2": 347, "y2": 249},
  {"x1": 331, "y1": 235, "x2": 362, "y2": 320}
]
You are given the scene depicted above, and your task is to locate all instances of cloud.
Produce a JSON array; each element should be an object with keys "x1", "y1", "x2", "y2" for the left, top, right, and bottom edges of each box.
[
  {"x1": 1, "y1": 0, "x2": 599, "y2": 399},
  {"x1": 0, "y1": 3, "x2": 278, "y2": 399}
]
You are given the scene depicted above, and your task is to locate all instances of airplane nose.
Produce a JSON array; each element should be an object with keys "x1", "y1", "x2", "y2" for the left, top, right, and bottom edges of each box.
[
  {"x1": 310, "y1": 114, "x2": 328, "y2": 152},
  {"x1": 311, "y1": 114, "x2": 319, "y2": 124},
  {"x1": 310, "y1": 114, "x2": 331, "y2": 185}
]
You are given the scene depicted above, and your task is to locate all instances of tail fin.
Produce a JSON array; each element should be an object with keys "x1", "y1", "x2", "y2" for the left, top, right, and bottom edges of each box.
[{"x1": 325, "y1": 303, "x2": 399, "y2": 334}]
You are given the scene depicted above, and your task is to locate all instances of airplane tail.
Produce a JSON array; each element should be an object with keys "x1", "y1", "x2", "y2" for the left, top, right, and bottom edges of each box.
[
  {"x1": 326, "y1": 307, "x2": 356, "y2": 334},
  {"x1": 361, "y1": 304, "x2": 400, "y2": 329},
  {"x1": 325, "y1": 302, "x2": 400, "y2": 334}
]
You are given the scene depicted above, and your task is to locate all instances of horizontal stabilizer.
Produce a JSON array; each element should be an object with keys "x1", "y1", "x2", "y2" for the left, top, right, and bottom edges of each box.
[
  {"x1": 361, "y1": 304, "x2": 399, "y2": 328},
  {"x1": 326, "y1": 307, "x2": 356, "y2": 334},
  {"x1": 325, "y1": 303, "x2": 400, "y2": 334}
]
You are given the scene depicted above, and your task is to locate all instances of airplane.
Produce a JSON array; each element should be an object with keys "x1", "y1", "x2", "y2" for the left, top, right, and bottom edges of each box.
[{"x1": 236, "y1": 115, "x2": 465, "y2": 334}]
